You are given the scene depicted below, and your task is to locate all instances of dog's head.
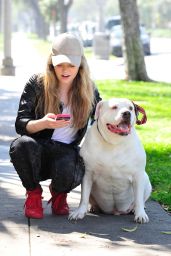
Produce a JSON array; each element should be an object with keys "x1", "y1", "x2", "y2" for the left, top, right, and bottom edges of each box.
[{"x1": 95, "y1": 98, "x2": 147, "y2": 137}]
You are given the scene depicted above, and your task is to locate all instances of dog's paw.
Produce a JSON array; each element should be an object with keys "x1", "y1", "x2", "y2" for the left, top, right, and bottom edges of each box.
[
  {"x1": 68, "y1": 207, "x2": 87, "y2": 220},
  {"x1": 134, "y1": 209, "x2": 149, "y2": 223}
]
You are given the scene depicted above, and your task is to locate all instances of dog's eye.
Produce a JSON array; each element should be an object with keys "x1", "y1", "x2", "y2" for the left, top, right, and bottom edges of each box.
[
  {"x1": 111, "y1": 105, "x2": 117, "y2": 110},
  {"x1": 129, "y1": 106, "x2": 133, "y2": 111}
]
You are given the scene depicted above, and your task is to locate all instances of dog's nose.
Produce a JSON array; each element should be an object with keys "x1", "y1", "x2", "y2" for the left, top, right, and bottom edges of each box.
[{"x1": 122, "y1": 111, "x2": 131, "y2": 119}]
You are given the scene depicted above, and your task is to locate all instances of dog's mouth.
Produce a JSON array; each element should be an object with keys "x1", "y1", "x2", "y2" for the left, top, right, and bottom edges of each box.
[{"x1": 107, "y1": 121, "x2": 131, "y2": 136}]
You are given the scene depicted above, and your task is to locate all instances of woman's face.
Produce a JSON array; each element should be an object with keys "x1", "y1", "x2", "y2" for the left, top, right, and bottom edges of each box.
[{"x1": 54, "y1": 63, "x2": 79, "y2": 87}]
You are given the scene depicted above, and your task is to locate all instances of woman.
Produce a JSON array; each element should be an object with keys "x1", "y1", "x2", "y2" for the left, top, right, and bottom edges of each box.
[{"x1": 9, "y1": 33, "x2": 102, "y2": 219}]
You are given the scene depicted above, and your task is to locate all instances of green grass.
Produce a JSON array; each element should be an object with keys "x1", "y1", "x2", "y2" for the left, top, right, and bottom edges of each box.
[
  {"x1": 150, "y1": 28, "x2": 171, "y2": 38},
  {"x1": 26, "y1": 33, "x2": 51, "y2": 56},
  {"x1": 96, "y1": 79, "x2": 171, "y2": 211},
  {"x1": 84, "y1": 47, "x2": 116, "y2": 60}
]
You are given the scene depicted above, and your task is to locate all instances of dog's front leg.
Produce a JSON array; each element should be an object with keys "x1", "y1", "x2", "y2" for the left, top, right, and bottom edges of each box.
[
  {"x1": 133, "y1": 172, "x2": 149, "y2": 223},
  {"x1": 69, "y1": 172, "x2": 93, "y2": 220}
]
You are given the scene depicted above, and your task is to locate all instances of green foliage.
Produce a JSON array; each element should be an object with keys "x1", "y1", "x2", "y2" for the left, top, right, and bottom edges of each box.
[
  {"x1": 138, "y1": 0, "x2": 171, "y2": 29},
  {"x1": 96, "y1": 79, "x2": 171, "y2": 211},
  {"x1": 12, "y1": 0, "x2": 171, "y2": 34},
  {"x1": 150, "y1": 28, "x2": 171, "y2": 37},
  {"x1": 70, "y1": 0, "x2": 119, "y2": 21},
  {"x1": 39, "y1": 0, "x2": 59, "y2": 23}
]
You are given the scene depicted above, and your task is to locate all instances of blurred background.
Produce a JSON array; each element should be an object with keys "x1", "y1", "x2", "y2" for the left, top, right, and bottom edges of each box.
[
  {"x1": 0, "y1": 0, "x2": 171, "y2": 82},
  {"x1": 3, "y1": 0, "x2": 171, "y2": 41}
]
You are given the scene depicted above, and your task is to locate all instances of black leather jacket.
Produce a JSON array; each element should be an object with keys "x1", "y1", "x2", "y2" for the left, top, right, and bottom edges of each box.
[{"x1": 15, "y1": 74, "x2": 102, "y2": 145}]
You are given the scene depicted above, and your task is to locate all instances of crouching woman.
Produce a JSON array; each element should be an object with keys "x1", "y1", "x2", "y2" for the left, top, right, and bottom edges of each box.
[{"x1": 9, "y1": 33, "x2": 101, "y2": 219}]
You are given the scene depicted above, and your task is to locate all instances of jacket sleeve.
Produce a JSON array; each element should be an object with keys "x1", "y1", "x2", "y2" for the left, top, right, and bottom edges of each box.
[{"x1": 15, "y1": 74, "x2": 41, "y2": 135}]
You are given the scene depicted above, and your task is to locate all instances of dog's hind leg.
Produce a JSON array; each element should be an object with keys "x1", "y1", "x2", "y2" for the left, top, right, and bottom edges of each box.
[
  {"x1": 144, "y1": 173, "x2": 152, "y2": 202},
  {"x1": 69, "y1": 172, "x2": 93, "y2": 220},
  {"x1": 89, "y1": 194, "x2": 103, "y2": 214}
]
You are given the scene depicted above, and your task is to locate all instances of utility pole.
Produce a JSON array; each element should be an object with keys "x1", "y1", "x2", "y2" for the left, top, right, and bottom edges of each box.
[
  {"x1": 93, "y1": 0, "x2": 110, "y2": 60},
  {"x1": 96, "y1": 0, "x2": 105, "y2": 32},
  {"x1": 0, "y1": 0, "x2": 15, "y2": 76}
]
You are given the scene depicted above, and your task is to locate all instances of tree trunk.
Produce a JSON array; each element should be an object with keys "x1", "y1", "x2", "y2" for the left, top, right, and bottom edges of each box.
[
  {"x1": 118, "y1": 0, "x2": 150, "y2": 81},
  {"x1": 58, "y1": 0, "x2": 73, "y2": 33},
  {"x1": 28, "y1": 0, "x2": 49, "y2": 39}
]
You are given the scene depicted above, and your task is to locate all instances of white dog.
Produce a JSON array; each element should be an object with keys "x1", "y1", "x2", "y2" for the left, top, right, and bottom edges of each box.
[{"x1": 69, "y1": 98, "x2": 152, "y2": 223}]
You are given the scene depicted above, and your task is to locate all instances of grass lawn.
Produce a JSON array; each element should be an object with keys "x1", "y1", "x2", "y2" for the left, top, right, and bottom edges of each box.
[{"x1": 96, "y1": 79, "x2": 171, "y2": 212}]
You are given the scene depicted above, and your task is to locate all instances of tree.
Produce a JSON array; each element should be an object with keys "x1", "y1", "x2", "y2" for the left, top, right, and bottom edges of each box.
[
  {"x1": 39, "y1": 0, "x2": 73, "y2": 34},
  {"x1": 13, "y1": 0, "x2": 49, "y2": 38},
  {"x1": 39, "y1": 0, "x2": 59, "y2": 37},
  {"x1": 138, "y1": 0, "x2": 171, "y2": 29},
  {"x1": 27, "y1": 0, "x2": 49, "y2": 39},
  {"x1": 58, "y1": 0, "x2": 73, "y2": 33},
  {"x1": 69, "y1": 0, "x2": 119, "y2": 22},
  {"x1": 118, "y1": 0, "x2": 150, "y2": 81}
]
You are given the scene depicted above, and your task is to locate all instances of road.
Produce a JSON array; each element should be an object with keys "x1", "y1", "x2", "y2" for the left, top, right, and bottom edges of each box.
[
  {"x1": 89, "y1": 37, "x2": 171, "y2": 83},
  {"x1": 145, "y1": 38, "x2": 171, "y2": 83}
]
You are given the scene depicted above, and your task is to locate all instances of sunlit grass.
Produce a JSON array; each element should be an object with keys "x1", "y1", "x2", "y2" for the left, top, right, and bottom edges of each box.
[
  {"x1": 151, "y1": 28, "x2": 171, "y2": 38},
  {"x1": 96, "y1": 79, "x2": 171, "y2": 211},
  {"x1": 26, "y1": 33, "x2": 51, "y2": 56}
]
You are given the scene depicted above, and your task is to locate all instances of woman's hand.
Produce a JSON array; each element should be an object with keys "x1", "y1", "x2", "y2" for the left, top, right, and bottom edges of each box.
[
  {"x1": 26, "y1": 113, "x2": 70, "y2": 134},
  {"x1": 42, "y1": 113, "x2": 71, "y2": 129}
]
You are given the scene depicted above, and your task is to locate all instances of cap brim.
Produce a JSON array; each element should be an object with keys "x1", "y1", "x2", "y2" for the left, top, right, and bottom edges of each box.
[{"x1": 52, "y1": 54, "x2": 81, "y2": 67}]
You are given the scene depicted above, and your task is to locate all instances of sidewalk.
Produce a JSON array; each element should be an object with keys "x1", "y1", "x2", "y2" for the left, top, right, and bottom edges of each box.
[{"x1": 0, "y1": 75, "x2": 171, "y2": 256}]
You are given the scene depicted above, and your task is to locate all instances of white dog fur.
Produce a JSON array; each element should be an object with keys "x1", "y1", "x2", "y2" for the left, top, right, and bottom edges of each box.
[{"x1": 69, "y1": 98, "x2": 152, "y2": 223}]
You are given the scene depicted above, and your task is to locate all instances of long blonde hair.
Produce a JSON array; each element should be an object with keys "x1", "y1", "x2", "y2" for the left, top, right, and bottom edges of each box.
[{"x1": 38, "y1": 54, "x2": 94, "y2": 129}]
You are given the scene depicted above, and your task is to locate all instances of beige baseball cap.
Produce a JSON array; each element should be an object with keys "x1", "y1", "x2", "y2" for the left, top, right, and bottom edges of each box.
[{"x1": 51, "y1": 33, "x2": 83, "y2": 67}]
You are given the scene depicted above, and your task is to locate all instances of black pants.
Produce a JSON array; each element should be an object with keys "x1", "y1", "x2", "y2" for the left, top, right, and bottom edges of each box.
[{"x1": 9, "y1": 135, "x2": 85, "y2": 193}]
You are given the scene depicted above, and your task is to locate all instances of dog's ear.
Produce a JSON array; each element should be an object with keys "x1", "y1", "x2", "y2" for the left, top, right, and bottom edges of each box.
[
  {"x1": 132, "y1": 102, "x2": 147, "y2": 125},
  {"x1": 95, "y1": 100, "x2": 103, "y2": 120}
]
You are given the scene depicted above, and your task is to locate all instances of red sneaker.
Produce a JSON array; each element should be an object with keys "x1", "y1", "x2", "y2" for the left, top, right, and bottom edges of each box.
[
  {"x1": 48, "y1": 186, "x2": 69, "y2": 215},
  {"x1": 24, "y1": 186, "x2": 43, "y2": 219}
]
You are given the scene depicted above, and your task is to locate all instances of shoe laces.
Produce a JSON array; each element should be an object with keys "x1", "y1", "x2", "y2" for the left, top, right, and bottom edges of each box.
[{"x1": 24, "y1": 192, "x2": 43, "y2": 209}]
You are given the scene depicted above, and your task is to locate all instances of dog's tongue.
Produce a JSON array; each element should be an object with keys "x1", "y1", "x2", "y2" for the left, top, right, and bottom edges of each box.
[
  {"x1": 107, "y1": 123, "x2": 130, "y2": 134},
  {"x1": 117, "y1": 123, "x2": 130, "y2": 132}
]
